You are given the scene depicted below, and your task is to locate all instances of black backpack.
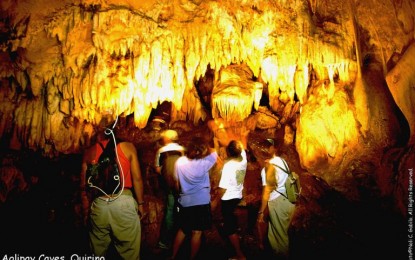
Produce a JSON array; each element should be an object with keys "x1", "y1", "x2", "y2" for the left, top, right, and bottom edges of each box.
[
  {"x1": 272, "y1": 159, "x2": 301, "y2": 204},
  {"x1": 86, "y1": 138, "x2": 122, "y2": 197}
]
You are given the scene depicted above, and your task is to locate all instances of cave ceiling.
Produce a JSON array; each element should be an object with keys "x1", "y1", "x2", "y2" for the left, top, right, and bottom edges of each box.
[{"x1": 0, "y1": 0, "x2": 414, "y2": 180}]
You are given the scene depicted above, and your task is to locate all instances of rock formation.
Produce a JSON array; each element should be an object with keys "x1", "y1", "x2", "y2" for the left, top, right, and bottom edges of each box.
[{"x1": 0, "y1": 0, "x2": 414, "y2": 258}]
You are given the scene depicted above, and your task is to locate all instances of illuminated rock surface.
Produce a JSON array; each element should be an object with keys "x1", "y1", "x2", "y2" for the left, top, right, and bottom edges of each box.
[{"x1": 0, "y1": 0, "x2": 414, "y2": 258}]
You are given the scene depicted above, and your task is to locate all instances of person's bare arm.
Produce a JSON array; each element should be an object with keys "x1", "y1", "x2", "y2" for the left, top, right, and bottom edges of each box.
[
  {"x1": 218, "y1": 187, "x2": 226, "y2": 199},
  {"x1": 256, "y1": 182, "x2": 272, "y2": 250},
  {"x1": 257, "y1": 185, "x2": 272, "y2": 223},
  {"x1": 240, "y1": 126, "x2": 250, "y2": 150},
  {"x1": 154, "y1": 150, "x2": 162, "y2": 174},
  {"x1": 155, "y1": 166, "x2": 162, "y2": 174},
  {"x1": 125, "y1": 142, "x2": 145, "y2": 219},
  {"x1": 174, "y1": 161, "x2": 181, "y2": 194},
  {"x1": 257, "y1": 163, "x2": 277, "y2": 223}
]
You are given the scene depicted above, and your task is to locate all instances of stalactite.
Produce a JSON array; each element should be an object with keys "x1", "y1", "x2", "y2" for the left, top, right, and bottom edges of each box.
[
  {"x1": 185, "y1": 29, "x2": 199, "y2": 85},
  {"x1": 253, "y1": 82, "x2": 263, "y2": 110},
  {"x1": 294, "y1": 63, "x2": 309, "y2": 104},
  {"x1": 197, "y1": 31, "x2": 209, "y2": 79},
  {"x1": 72, "y1": 76, "x2": 82, "y2": 111},
  {"x1": 50, "y1": 112, "x2": 66, "y2": 151},
  {"x1": 214, "y1": 33, "x2": 223, "y2": 72},
  {"x1": 181, "y1": 87, "x2": 206, "y2": 125},
  {"x1": 349, "y1": 0, "x2": 369, "y2": 136},
  {"x1": 286, "y1": 65, "x2": 297, "y2": 101},
  {"x1": 0, "y1": 0, "x2": 407, "y2": 155},
  {"x1": 172, "y1": 44, "x2": 186, "y2": 110},
  {"x1": 0, "y1": 79, "x2": 15, "y2": 142},
  {"x1": 149, "y1": 39, "x2": 162, "y2": 103},
  {"x1": 160, "y1": 46, "x2": 172, "y2": 101},
  {"x1": 326, "y1": 64, "x2": 336, "y2": 101},
  {"x1": 213, "y1": 87, "x2": 253, "y2": 122},
  {"x1": 15, "y1": 100, "x2": 33, "y2": 147},
  {"x1": 260, "y1": 55, "x2": 279, "y2": 102},
  {"x1": 15, "y1": 71, "x2": 28, "y2": 91},
  {"x1": 28, "y1": 96, "x2": 44, "y2": 148},
  {"x1": 134, "y1": 44, "x2": 150, "y2": 88}
]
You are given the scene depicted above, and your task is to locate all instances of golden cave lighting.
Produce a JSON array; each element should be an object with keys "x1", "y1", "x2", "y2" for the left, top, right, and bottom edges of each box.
[
  {"x1": 211, "y1": 64, "x2": 263, "y2": 123},
  {"x1": 73, "y1": 2, "x2": 358, "y2": 129},
  {"x1": 294, "y1": 63, "x2": 310, "y2": 104},
  {"x1": 0, "y1": 0, "x2": 409, "y2": 159},
  {"x1": 327, "y1": 65, "x2": 336, "y2": 101},
  {"x1": 260, "y1": 56, "x2": 279, "y2": 98},
  {"x1": 83, "y1": 32, "x2": 356, "y2": 130},
  {"x1": 212, "y1": 86, "x2": 254, "y2": 122},
  {"x1": 296, "y1": 89, "x2": 359, "y2": 170}
]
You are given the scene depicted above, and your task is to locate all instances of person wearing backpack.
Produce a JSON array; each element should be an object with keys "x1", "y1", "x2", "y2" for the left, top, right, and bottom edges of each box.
[
  {"x1": 257, "y1": 139, "x2": 295, "y2": 259},
  {"x1": 154, "y1": 129, "x2": 185, "y2": 250},
  {"x1": 80, "y1": 115, "x2": 145, "y2": 259}
]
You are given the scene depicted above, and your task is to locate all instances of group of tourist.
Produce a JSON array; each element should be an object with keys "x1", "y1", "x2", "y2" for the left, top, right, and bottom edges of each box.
[{"x1": 80, "y1": 115, "x2": 296, "y2": 259}]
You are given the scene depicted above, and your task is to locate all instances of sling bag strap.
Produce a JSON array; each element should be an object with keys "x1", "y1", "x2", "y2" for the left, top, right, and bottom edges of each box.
[
  {"x1": 273, "y1": 158, "x2": 289, "y2": 174},
  {"x1": 270, "y1": 158, "x2": 290, "y2": 199}
]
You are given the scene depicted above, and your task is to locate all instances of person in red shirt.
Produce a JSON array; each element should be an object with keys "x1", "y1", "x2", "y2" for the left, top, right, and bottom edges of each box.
[{"x1": 80, "y1": 115, "x2": 145, "y2": 259}]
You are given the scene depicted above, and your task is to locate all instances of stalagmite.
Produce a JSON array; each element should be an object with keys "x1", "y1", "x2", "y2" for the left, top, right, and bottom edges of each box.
[
  {"x1": 280, "y1": 101, "x2": 294, "y2": 124},
  {"x1": 385, "y1": 43, "x2": 415, "y2": 144},
  {"x1": 284, "y1": 124, "x2": 295, "y2": 146}
]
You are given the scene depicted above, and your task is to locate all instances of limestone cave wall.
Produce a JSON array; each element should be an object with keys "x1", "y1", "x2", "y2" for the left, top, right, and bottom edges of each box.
[{"x1": 0, "y1": 0, "x2": 414, "y2": 258}]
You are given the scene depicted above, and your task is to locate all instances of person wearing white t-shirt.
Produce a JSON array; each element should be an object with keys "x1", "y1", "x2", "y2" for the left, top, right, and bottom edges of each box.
[{"x1": 218, "y1": 140, "x2": 247, "y2": 260}]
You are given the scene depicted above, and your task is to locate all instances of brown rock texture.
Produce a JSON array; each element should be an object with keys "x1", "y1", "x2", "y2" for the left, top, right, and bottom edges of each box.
[{"x1": 0, "y1": 0, "x2": 414, "y2": 258}]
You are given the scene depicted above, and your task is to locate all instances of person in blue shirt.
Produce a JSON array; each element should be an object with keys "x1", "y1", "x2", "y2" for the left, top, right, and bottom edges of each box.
[{"x1": 170, "y1": 136, "x2": 218, "y2": 260}]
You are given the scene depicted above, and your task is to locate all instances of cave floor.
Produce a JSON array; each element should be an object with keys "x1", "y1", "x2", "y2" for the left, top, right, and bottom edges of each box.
[
  {"x1": 0, "y1": 165, "x2": 408, "y2": 260},
  {"x1": 1, "y1": 198, "x2": 407, "y2": 260}
]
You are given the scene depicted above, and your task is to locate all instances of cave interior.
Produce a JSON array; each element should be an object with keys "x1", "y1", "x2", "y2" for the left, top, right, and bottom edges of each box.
[{"x1": 0, "y1": 0, "x2": 414, "y2": 259}]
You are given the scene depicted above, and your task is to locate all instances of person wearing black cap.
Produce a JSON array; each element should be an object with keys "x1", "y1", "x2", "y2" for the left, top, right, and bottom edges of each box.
[{"x1": 257, "y1": 139, "x2": 294, "y2": 259}]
